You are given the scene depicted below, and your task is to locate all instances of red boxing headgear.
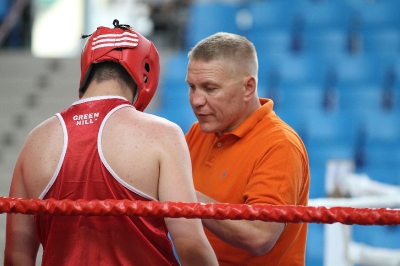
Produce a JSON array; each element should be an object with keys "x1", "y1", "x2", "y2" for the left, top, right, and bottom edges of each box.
[{"x1": 80, "y1": 20, "x2": 160, "y2": 111}]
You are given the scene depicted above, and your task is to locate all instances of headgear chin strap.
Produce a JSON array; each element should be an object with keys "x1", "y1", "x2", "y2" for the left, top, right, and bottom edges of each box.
[{"x1": 80, "y1": 19, "x2": 160, "y2": 111}]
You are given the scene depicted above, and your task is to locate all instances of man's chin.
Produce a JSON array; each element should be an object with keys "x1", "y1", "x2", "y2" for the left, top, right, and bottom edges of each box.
[{"x1": 198, "y1": 122, "x2": 217, "y2": 134}]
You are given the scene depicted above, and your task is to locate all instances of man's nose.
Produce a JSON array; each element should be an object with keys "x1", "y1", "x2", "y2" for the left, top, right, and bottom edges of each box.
[{"x1": 190, "y1": 89, "x2": 206, "y2": 107}]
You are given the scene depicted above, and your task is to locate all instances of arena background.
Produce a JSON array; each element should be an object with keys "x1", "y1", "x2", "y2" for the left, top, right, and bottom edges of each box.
[{"x1": 0, "y1": 0, "x2": 399, "y2": 265}]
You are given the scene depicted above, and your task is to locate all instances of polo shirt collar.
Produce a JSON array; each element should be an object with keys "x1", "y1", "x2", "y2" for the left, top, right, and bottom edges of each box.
[{"x1": 219, "y1": 98, "x2": 274, "y2": 139}]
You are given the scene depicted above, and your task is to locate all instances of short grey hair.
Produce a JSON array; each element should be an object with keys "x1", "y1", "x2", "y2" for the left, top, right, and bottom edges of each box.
[{"x1": 188, "y1": 32, "x2": 258, "y2": 78}]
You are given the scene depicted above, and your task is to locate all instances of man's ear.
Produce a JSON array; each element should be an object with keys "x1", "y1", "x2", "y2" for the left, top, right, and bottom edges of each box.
[{"x1": 243, "y1": 75, "x2": 257, "y2": 102}]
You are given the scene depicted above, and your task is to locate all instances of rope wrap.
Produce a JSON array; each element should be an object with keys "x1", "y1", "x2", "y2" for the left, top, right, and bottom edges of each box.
[{"x1": 1, "y1": 197, "x2": 399, "y2": 225}]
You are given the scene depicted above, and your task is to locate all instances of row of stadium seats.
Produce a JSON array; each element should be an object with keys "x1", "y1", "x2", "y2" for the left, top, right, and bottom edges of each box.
[
  {"x1": 246, "y1": 0, "x2": 400, "y2": 34},
  {"x1": 250, "y1": 28, "x2": 400, "y2": 56},
  {"x1": 185, "y1": 0, "x2": 400, "y2": 54},
  {"x1": 257, "y1": 52, "x2": 398, "y2": 92}
]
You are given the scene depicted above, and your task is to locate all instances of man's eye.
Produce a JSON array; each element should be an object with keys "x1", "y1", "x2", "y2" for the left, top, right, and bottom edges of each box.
[{"x1": 205, "y1": 87, "x2": 216, "y2": 92}]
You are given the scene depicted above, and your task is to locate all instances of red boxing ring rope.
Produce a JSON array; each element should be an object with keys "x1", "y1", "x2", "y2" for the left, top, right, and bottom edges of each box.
[{"x1": 0, "y1": 197, "x2": 399, "y2": 225}]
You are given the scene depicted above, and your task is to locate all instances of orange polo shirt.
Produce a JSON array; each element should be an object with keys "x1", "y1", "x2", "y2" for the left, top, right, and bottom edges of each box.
[{"x1": 186, "y1": 98, "x2": 310, "y2": 266}]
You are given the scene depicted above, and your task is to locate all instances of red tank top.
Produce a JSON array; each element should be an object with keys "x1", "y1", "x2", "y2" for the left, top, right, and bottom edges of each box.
[{"x1": 35, "y1": 96, "x2": 180, "y2": 266}]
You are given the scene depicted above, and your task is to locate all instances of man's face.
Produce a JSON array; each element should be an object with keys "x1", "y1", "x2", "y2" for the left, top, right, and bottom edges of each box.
[{"x1": 186, "y1": 59, "x2": 248, "y2": 135}]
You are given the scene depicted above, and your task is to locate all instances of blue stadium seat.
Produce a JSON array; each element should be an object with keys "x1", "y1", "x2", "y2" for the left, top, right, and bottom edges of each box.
[
  {"x1": 278, "y1": 84, "x2": 324, "y2": 112},
  {"x1": 295, "y1": 1, "x2": 352, "y2": 33},
  {"x1": 354, "y1": 110, "x2": 400, "y2": 184},
  {"x1": 347, "y1": 0, "x2": 400, "y2": 32},
  {"x1": 363, "y1": 111, "x2": 400, "y2": 144},
  {"x1": 275, "y1": 85, "x2": 339, "y2": 137},
  {"x1": 256, "y1": 52, "x2": 283, "y2": 98},
  {"x1": 305, "y1": 111, "x2": 357, "y2": 145},
  {"x1": 184, "y1": 2, "x2": 240, "y2": 49},
  {"x1": 307, "y1": 142, "x2": 355, "y2": 170},
  {"x1": 338, "y1": 84, "x2": 384, "y2": 114},
  {"x1": 249, "y1": 30, "x2": 292, "y2": 56},
  {"x1": 362, "y1": 162, "x2": 400, "y2": 185},
  {"x1": 365, "y1": 141, "x2": 400, "y2": 165},
  {"x1": 324, "y1": 53, "x2": 384, "y2": 87},
  {"x1": 353, "y1": 225, "x2": 400, "y2": 249},
  {"x1": 272, "y1": 53, "x2": 328, "y2": 89},
  {"x1": 303, "y1": 30, "x2": 349, "y2": 55},
  {"x1": 247, "y1": 1, "x2": 296, "y2": 33},
  {"x1": 246, "y1": 1, "x2": 300, "y2": 53},
  {"x1": 362, "y1": 29, "x2": 400, "y2": 56},
  {"x1": 303, "y1": 111, "x2": 358, "y2": 176}
]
